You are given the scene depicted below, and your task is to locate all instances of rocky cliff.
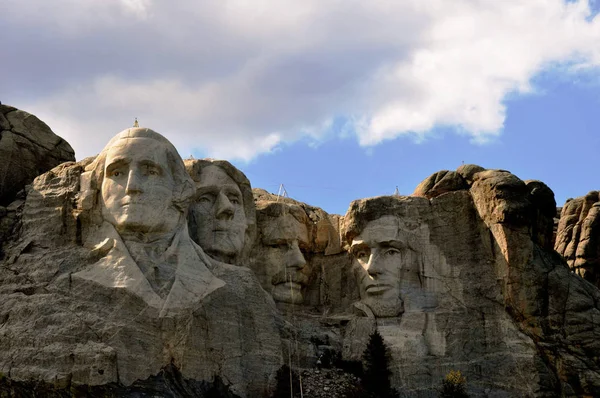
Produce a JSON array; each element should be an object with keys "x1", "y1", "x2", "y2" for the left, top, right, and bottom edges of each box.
[
  {"x1": 1, "y1": 110, "x2": 600, "y2": 397},
  {"x1": 0, "y1": 104, "x2": 74, "y2": 206},
  {"x1": 555, "y1": 191, "x2": 600, "y2": 286},
  {"x1": 0, "y1": 105, "x2": 75, "y2": 259}
]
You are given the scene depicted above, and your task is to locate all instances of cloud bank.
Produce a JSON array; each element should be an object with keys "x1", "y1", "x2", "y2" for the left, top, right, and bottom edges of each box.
[{"x1": 2, "y1": 0, "x2": 600, "y2": 160}]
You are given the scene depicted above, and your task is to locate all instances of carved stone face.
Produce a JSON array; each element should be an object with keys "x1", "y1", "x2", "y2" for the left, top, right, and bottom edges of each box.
[
  {"x1": 259, "y1": 212, "x2": 310, "y2": 304},
  {"x1": 351, "y1": 215, "x2": 421, "y2": 317},
  {"x1": 190, "y1": 165, "x2": 247, "y2": 263},
  {"x1": 101, "y1": 137, "x2": 180, "y2": 234}
]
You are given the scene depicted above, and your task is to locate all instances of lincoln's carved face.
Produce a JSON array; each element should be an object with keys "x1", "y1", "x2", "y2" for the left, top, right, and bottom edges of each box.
[
  {"x1": 190, "y1": 165, "x2": 247, "y2": 263},
  {"x1": 101, "y1": 137, "x2": 180, "y2": 234},
  {"x1": 351, "y1": 216, "x2": 421, "y2": 317}
]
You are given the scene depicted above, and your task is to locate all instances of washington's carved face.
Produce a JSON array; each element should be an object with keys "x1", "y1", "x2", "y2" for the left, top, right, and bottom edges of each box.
[
  {"x1": 101, "y1": 137, "x2": 180, "y2": 234},
  {"x1": 190, "y1": 165, "x2": 247, "y2": 263},
  {"x1": 351, "y1": 215, "x2": 421, "y2": 317},
  {"x1": 259, "y1": 212, "x2": 310, "y2": 304}
]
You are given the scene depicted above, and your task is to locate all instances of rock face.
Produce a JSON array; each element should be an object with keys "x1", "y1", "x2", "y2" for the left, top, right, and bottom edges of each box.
[
  {"x1": 403, "y1": 166, "x2": 599, "y2": 396},
  {"x1": 185, "y1": 159, "x2": 257, "y2": 266},
  {"x1": 413, "y1": 169, "x2": 468, "y2": 198},
  {"x1": 555, "y1": 192, "x2": 600, "y2": 286},
  {"x1": 0, "y1": 104, "x2": 74, "y2": 206},
  {"x1": 2, "y1": 121, "x2": 600, "y2": 398},
  {"x1": 0, "y1": 129, "x2": 281, "y2": 397},
  {"x1": 250, "y1": 189, "x2": 354, "y2": 312}
]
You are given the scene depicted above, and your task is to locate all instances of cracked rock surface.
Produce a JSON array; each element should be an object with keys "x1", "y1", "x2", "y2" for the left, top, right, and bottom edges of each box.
[
  {"x1": 0, "y1": 104, "x2": 74, "y2": 206},
  {"x1": 1, "y1": 118, "x2": 600, "y2": 398},
  {"x1": 555, "y1": 191, "x2": 600, "y2": 286}
]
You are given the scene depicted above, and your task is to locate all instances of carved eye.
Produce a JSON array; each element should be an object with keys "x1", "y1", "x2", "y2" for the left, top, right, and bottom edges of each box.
[
  {"x1": 268, "y1": 243, "x2": 288, "y2": 250},
  {"x1": 112, "y1": 171, "x2": 122, "y2": 177},
  {"x1": 383, "y1": 248, "x2": 401, "y2": 257},
  {"x1": 355, "y1": 251, "x2": 370, "y2": 261},
  {"x1": 145, "y1": 165, "x2": 161, "y2": 176},
  {"x1": 229, "y1": 196, "x2": 241, "y2": 205},
  {"x1": 199, "y1": 195, "x2": 213, "y2": 204}
]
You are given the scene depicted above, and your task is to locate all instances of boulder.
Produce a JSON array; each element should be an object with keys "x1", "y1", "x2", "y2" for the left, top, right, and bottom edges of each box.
[
  {"x1": 412, "y1": 170, "x2": 467, "y2": 198},
  {"x1": 555, "y1": 191, "x2": 600, "y2": 286},
  {"x1": 0, "y1": 104, "x2": 75, "y2": 206}
]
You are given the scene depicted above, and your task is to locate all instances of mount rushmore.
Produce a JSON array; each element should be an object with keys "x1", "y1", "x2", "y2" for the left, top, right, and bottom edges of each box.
[{"x1": 1, "y1": 104, "x2": 600, "y2": 397}]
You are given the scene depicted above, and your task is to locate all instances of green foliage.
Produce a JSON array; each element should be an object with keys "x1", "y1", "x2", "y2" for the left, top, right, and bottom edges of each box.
[
  {"x1": 361, "y1": 330, "x2": 399, "y2": 398},
  {"x1": 440, "y1": 370, "x2": 469, "y2": 398}
]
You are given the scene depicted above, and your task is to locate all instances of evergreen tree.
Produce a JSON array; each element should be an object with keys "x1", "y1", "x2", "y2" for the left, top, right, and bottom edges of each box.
[{"x1": 362, "y1": 330, "x2": 398, "y2": 398}]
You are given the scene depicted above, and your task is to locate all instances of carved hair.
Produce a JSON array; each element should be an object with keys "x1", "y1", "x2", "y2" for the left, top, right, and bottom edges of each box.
[
  {"x1": 342, "y1": 195, "x2": 427, "y2": 248},
  {"x1": 255, "y1": 201, "x2": 309, "y2": 229}
]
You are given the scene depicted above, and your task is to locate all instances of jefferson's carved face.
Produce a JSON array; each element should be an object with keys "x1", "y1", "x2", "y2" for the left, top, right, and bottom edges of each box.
[
  {"x1": 258, "y1": 211, "x2": 309, "y2": 304},
  {"x1": 351, "y1": 216, "x2": 421, "y2": 317},
  {"x1": 190, "y1": 165, "x2": 247, "y2": 263},
  {"x1": 101, "y1": 137, "x2": 179, "y2": 234}
]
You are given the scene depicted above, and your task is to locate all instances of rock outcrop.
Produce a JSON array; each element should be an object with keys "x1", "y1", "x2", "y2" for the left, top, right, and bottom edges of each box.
[
  {"x1": 2, "y1": 117, "x2": 600, "y2": 398},
  {"x1": 0, "y1": 104, "x2": 74, "y2": 206},
  {"x1": 405, "y1": 165, "x2": 599, "y2": 396},
  {"x1": 250, "y1": 188, "x2": 353, "y2": 312},
  {"x1": 555, "y1": 191, "x2": 600, "y2": 286},
  {"x1": 0, "y1": 131, "x2": 282, "y2": 397}
]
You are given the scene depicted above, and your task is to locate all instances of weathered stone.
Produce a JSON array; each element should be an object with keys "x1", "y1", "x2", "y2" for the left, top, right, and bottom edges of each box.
[
  {"x1": 456, "y1": 163, "x2": 485, "y2": 183},
  {"x1": 0, "y1": 129, "x2": 281, "y2": 397},
  {"x1": 185, "y1": 158, "x2": 256, "y2": 266},
  {"x1": 0, "y1": 104, "x2": 17, "y2": 113},
  {"x1": 338, "y1": 168, "x2": 600, "y2": 396},
  {"x1": 2, "y1": 136, "x2": 600, "y2": 398},
  {"x1": 0, "y1": 112, "x2": 11, "y2": 130},
  {"x1": 249, "y1": 189, "x2": 352, "y2": 313},
  {"x1": 0, "y1": 104, "x2": 74, "y2": 206},
  {"x1": 525, "y1": 180, "x2": 557, "y2": 250},
  {"x1": 470, "y1": 168, "x2": 531, "y2": 226},
  {"x1": 555, "y1": 191, "x2": 600, "y2": 286},
  {"x1": 413, "y1": 170, "x2": 467, "y2": 198}
]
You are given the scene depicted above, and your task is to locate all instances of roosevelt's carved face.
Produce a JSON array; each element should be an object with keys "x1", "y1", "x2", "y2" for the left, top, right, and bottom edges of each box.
[
  {"x1": 256, "y1": 209, "x2": 310, "y2": 304},
  {"x1": 101, "y1": 137, "x2": 180, "y2": 234},
  {"x1": 190, "y1": 165, "x2": 247, "y2": 263},
  {"x1": 351, "y1": 215, "x2": 421, "y2": 317}
]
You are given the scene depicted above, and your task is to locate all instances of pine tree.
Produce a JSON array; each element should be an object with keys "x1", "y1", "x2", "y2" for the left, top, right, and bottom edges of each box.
[{"x1": 362, "y1": 330, "x2": 398, "y2": 398}]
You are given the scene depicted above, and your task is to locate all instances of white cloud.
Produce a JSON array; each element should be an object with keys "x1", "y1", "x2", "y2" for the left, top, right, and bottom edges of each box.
[{"x1": 3, "y1": 0, "x2": 600, "y2": 160}]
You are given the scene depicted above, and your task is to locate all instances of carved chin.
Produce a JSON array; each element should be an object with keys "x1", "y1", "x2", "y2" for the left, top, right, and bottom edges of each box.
[
  {"x1": 114, "y1": 215, "x2": 156, "y2": 232},
  {"x1": 363, "y1": 296, "x2": 404, "y2": 318}
]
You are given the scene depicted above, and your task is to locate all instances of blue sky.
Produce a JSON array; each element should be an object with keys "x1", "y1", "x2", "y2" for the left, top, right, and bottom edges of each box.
[
  {"x1": 237, "y1": 74, "x2": 600, "y2": 215},
  {"x1": 1, "y1": 0, "x2": 599, "y2": 215}
]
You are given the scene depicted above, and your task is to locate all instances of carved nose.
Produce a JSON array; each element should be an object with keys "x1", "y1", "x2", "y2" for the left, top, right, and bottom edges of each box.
[
  {"x1": 366, "y1": 254, "x2": 383, "y2": 276},
  {"x1": 125, "y1": 169, "x2": 143, "y2": 194},
  {"x1": 286, "y1": 241, "x2": 306, "y2": 270},
  {"x1": 215, "y1": 192, "x2": 234, "y2": 220}
]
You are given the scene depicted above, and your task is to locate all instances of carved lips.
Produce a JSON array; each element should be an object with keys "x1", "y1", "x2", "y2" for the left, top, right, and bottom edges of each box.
[
  {"x1": 271, "y1": 271, "x2": 309, "y2": 287},
  {"x1": 364, "y1": 283, "x2": 393, "y2": 295}
]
